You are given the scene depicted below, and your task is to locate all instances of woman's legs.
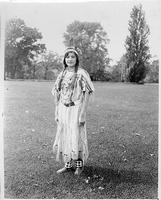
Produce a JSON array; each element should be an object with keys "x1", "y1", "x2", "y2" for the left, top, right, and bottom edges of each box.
[
  {"x1": 56, "y1": 160, "x2": 73, "y2": 174},
  {"x1": 74, "y1": 151, "x2": 84, "y2": 175},
  {"x1": 56, "y1": 155, "x2": 84, "y2": 176},
  {"x1": 74, "y1": 159, "x2": 84, "y2": 175}
]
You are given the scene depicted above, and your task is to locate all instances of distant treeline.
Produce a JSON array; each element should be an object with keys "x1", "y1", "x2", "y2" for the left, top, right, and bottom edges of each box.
[{"x1": 5, "y1": 5, "x2": 159, "y2": 83}]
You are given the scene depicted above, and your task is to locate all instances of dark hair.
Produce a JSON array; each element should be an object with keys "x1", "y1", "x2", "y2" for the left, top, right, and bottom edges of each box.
[{"x1": 58, "y1": 51, "x2": 79, "y2": 91}]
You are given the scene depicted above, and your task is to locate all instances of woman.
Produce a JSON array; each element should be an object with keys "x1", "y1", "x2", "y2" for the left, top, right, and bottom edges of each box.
[{"x1": 52, "y1": 47, "x2": 94, "y2": 175}]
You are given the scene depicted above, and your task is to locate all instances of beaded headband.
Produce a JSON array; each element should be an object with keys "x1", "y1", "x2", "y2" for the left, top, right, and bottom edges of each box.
[{"x1": 64, "y1": 47, "x2": 79, "y2": 56}]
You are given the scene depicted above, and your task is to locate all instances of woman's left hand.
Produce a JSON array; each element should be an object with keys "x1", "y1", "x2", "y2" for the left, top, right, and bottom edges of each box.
[{"x1": 79, "y1": 112, "x2": 86, "y2": 126}]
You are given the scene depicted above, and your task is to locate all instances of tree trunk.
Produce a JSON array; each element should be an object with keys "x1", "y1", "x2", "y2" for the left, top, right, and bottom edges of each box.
[
  {"x1": 33, "y1": 65, "x2": 36, "y2": 79},
  {"x1": 44, "y1": 66, "x2": 48, "y2": 80},
  {"x1": 11, "y1": 63, "x2": 17, "y2": 79}
]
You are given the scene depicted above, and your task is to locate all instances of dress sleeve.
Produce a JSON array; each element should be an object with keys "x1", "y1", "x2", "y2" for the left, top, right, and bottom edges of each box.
[
  {"x1": 80, "y1": 69, "x2": 94, "y2": 94},
  {"x1": 51, "y1": 71, "x2": 63, "y2": 101}
]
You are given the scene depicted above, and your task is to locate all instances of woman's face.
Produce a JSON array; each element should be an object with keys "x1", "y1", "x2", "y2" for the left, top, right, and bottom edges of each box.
[{"x1": 65, "y1": 52, "x2": 77, "y2": 68}]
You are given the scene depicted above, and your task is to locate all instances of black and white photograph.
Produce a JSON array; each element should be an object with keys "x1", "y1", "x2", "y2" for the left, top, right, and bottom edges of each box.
[{"x1": 0, "y1": 0, "x2": 160, "y2": 199}]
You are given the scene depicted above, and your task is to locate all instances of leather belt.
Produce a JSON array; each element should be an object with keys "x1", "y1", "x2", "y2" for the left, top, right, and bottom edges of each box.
[{"x1": 64, "y1": 101, "x2": 75, "y2": 107}]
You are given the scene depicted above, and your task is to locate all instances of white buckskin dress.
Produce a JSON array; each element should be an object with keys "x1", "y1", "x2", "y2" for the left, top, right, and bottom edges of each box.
[{"x1": 52, "y1": 67, "x2": 94, "y2": 164}]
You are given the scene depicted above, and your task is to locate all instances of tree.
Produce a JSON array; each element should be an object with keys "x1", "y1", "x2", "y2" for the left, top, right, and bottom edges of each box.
[
  {"x1": 145, "y1": 59, "x2": 159, "y2": 83},
  {"x1": 125, "y1": 4, "x2": 151, "y2": 83},
  {"x1": 5, "y1": 18, "x2": 46, "y2": 79},
  {"x1": 63, "y1": 21, "x2": 110, "y2": 80},
  {"x1": 40, "y1": 51, "x2": 63, "y2": 80},
  {"x1": 116, "y1": 55, "x2": 128, "y2": 82},
  {"x1": 110, "y1": 64, "x2": 122, "y2": 82}
]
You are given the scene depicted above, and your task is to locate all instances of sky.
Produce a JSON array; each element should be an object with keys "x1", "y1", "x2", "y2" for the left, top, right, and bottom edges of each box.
[{"x1": 1, "y1": 0, "x2": 161, "y2": 64}]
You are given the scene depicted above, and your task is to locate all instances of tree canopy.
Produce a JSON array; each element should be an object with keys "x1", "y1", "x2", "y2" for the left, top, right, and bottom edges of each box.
[
  {"x1": 5, "y1": 18, "x2": 46, "y2": 79},
  {"x1": 63, "y1": 20, "x2": 110, "y2": 80}
]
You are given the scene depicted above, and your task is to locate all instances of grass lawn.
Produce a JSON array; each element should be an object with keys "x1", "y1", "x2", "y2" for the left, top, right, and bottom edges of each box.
[{"x1": 4, "y1": 81, "x2": 158, "y2": 199}]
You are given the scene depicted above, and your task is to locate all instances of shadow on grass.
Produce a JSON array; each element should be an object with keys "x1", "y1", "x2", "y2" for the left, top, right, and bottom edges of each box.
[
  {"x1": 4, "y1": 164, "x2": 158, "y2": 199},
  {"x1": 82, "y1": 165, "x2": 158, "y2": 185}
]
